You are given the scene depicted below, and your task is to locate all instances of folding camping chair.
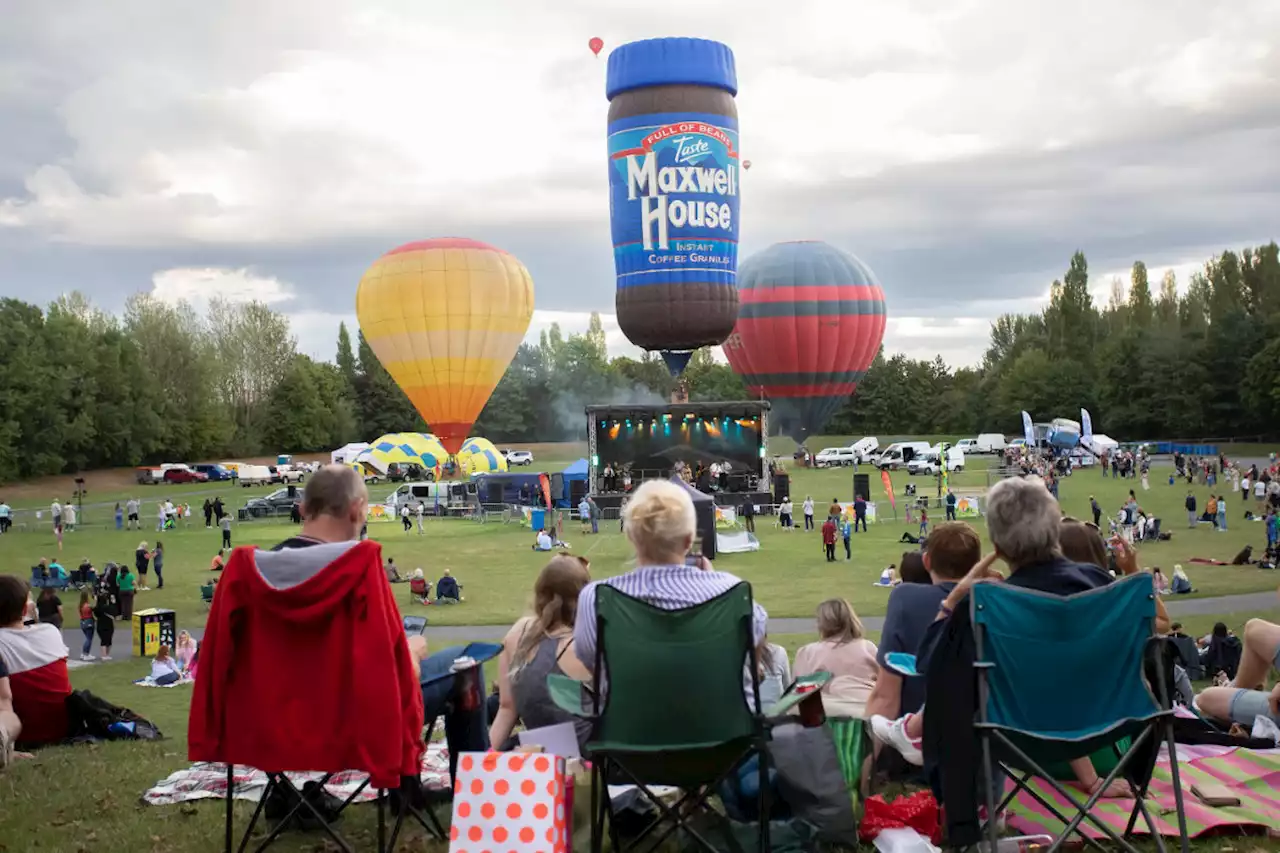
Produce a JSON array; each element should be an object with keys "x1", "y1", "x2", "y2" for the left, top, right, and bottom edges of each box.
[
  {"x1": 549, "y1": 583, "x2": 772, "y2": 853},
  {"x1": 971, "y1": 575, "x2": 1189, "y2": 853}
]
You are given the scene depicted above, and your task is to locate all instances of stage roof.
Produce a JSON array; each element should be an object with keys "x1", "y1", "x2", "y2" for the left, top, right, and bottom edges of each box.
[{"x1": 586, "y1": 400, "x2": 770, "y2": 419}]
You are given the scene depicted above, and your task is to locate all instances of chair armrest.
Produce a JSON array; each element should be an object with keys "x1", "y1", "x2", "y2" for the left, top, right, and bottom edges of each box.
[
  {"x1": 546, "y1": 673, "x2": 594, "y2": 718},
  {"x1": 765, "y1": 671, "x2": 833, "y2": 716}
]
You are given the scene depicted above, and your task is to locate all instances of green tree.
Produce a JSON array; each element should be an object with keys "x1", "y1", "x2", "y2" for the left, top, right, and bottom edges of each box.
[{"x1": 1128, "y1": 261, "x2": 1152, "y2": 328}]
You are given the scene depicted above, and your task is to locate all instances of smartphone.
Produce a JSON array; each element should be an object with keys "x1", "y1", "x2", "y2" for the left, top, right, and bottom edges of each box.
[{"x1": 403, "y1": 615, "x2": 428, "y2": 635}]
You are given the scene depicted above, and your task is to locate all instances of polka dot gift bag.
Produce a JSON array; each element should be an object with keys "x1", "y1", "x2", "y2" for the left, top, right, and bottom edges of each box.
[{"x1": 449, "y1": 751, "x2": 570, "y2": 853}]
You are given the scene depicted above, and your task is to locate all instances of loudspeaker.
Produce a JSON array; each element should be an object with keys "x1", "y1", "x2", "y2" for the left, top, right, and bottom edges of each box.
[
  {"x1": 773, "y1": 472, "x2": 790, "y2": 504},
  {"x1": 853, "y1": 473, "x2": 870, "y2": 501}
]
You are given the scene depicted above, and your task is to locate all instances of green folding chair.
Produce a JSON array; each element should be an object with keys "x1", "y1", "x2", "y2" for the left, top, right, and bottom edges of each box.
[
  {"x1": 549, "y1": 582, "x2": 771, "y2": 853},
  {"x1": 971, "y1": 575, "x2": 1190, "y2": 853}
]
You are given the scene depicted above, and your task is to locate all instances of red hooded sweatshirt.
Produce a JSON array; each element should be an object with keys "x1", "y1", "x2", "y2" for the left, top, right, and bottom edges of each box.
[{"x1": 188, "y1": 540, "x2": 423, "y2": 788}]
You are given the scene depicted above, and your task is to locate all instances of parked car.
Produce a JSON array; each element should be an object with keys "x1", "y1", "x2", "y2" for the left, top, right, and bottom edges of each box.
[
  {"x1": 270, "y1": 465, "x2": 305, "y2": 484},
  {"x1": 975, "y1": 433, "x2": 1007, "y2": 453},
  {"x1": 955, "y1": 438, "x2": 980, "y2": 454},
  {"x1": 388, "y1": 462, "x2": 433, "y2": 482},
  {"x1": 240, "y1": 487, "x2": 301, "y2": 519},
  {"x1": 814, "y1": 447, "x2": 859, "y2": 468},
  {"x1": 163, "y1": 466, "x2": 209, "y2": 484},
  {"x1": 193, "y1": 463, "x2": 234, "y2": 481},
  {"x1": 504, "y1": 450, "x2": 533, "y2": 466},
  {"x1": 135, "y1": 467, "x2": 164, "y2": 485}
]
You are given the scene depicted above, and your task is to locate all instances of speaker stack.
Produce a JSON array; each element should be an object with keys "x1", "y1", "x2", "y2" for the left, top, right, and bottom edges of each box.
[
  {"x1": 773, "y1": 471, "x2": 791, "y2": 504},
  {"x1": 853, "y1": 473, "x2": 871, "y2": 502}
]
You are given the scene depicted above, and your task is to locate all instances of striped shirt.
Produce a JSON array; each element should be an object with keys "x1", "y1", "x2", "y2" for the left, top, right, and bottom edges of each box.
[{"x1": 573, "y1": 564, "x2": 768, "y2": 669}]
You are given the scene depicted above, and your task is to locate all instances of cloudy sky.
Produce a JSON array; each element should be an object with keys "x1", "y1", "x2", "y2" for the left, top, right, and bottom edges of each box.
[{"x1": 3, "y1": 0, "x2": 1279, "y2": 367}]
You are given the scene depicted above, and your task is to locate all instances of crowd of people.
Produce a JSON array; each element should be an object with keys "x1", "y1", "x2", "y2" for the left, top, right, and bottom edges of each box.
[{"x1": 1, "y1": 454, "x2": 1278, "y2": 851}]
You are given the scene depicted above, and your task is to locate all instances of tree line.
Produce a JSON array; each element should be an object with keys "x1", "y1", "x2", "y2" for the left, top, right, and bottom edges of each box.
[{"x1": 0, "y1": 240, "x2": 1275, "y2": 481}]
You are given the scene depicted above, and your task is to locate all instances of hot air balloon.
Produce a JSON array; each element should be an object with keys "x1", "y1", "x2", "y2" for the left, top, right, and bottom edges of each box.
[
  {"x1": 606, "y1": 37, "x2": 741, "y2": 376},
  {"x1": 457, "y1": 436, "x2": 508, "y2": 476},
  {"x1": 722, "y1": 241, "x2": 886, "y2": 442},
  {"x1": 742, "y1": 160, "x2": 752, "y2": 170},
  {"x1": 589, "y1": 37, "x2": 604, "y2": 56},
  {"x1": 356, "y1": 238, "x2": 534, "y2": 456}
]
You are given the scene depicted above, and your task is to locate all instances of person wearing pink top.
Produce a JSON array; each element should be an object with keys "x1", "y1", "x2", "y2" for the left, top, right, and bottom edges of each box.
[{"x1": 794, "y1": 599, "x2": 878, "y2": 718}]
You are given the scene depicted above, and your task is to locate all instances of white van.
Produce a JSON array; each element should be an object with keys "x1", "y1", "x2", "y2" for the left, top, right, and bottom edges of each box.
[
  {"x1": 814, "y1": 447, "x2": 859, "y2": 468},
  {"x1": 908, "y1": 446, "x2": 966, "y2": 475},
  {"x1": 955, "y1": 438, "x2": 980, "y2": 454},
  {"x1": 877, "y1": 441, "x2": 931, "y2": 471},
  {"x1": 238, "y1": 464, "x2": 273, "y2": 486},
  {"x1": 387, "y1": 482, "x2": 452, "y2": 514},
  {"x1": 976, "y1": 433, "x2": 1007, "y2": 453},
  {"x1": 852, "y1": 437, "x2": 879, "y2": 463}
]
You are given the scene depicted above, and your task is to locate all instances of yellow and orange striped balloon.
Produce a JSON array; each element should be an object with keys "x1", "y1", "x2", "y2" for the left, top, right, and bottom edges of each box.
[{"x1": 356, "y1": 237, "x2": 534, "y2": 456}]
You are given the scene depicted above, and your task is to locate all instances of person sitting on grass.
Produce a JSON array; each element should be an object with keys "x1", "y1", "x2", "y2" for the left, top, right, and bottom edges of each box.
[
  {"x1": 175, "y1": 631, "x2": 199, "y2": 676},
  {"x1": 866, "y1": 523, "x2": 979, "y2": 727},
  {"x1": 435, "y1": 569, "x2": 463, "y2": 604},
  {"x1": 409, "y1": 569, "x2": 430, "y2": 604},
  {"x1": 489, "y1": 555, "x2": 593, "y2": 751},
  {"x1": 149, "y1": 644, "x2": 184, "y2": 686},
  {"x1": 0, "y1": 575, "x2": 73, "y2": 752},
  {"x1": 210, "y1": 549, "x2": 225, "y2": 572},
  {"x1": 533, "y1": 528, "x2": 554, "y2": 551},
  {"x1": 1195, "y1": 616, "x2": 1280, "y2": 729},
  {"x1": 795, "y1": 599, "x2": 879, "y2": 719}
]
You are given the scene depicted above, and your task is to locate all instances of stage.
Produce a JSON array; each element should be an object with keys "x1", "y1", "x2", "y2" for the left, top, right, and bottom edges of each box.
[
  {"x1": 589, "y1": 489, "x2": 775, "y2": 517},
  {"x1": 586, "y1": 400, "x2": 773, "y2": 504}
]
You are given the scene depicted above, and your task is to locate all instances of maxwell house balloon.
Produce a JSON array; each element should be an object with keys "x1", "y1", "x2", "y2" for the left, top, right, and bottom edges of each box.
[
  {"x1": 356, "y1": 238, "x2": 534, "y2": 456},
  {"x1": 606, "y1": 37, "x2": 741, "y2": 376},
  {"x1": 722, "y1": 241, "x2": 887, "y2": 442}
]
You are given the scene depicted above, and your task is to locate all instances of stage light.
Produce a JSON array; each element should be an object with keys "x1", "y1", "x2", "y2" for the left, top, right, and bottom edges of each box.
[
  {"x1": 591, "y1": 454, "x2": 599, "y2": 465},
  {"x1": 759, "y1": 447, "x2": 767, "y2": 458}
]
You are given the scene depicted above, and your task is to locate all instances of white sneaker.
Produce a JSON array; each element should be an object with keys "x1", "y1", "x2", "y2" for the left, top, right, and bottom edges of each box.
[
  {"x1": 81, "y1": 654, "x2": 96, "y2": 662},
  {"x1": 870, "y1": 714, "x2": 924, "y2": 766},
  {"x1": 101, "y1": 655, "x2": 112, "y2": 662}
]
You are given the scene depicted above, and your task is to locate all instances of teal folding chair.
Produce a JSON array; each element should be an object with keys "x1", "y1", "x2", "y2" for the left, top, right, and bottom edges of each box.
[{"x1": 971, "y1": 575, "x2": 1190, "y2": 853}]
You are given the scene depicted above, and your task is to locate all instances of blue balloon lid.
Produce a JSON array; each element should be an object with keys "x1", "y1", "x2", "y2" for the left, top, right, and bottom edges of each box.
[{"x1": 606, "y1": 37, "x2": 737, "y2": 100}]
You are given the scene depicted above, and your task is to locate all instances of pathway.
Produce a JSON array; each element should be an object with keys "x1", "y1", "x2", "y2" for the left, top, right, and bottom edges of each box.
[{"x1": 60, "y1": 590, "x2": 1278, "y2": 664}]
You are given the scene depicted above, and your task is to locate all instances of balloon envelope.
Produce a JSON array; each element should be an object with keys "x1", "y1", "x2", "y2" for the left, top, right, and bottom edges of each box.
[
  {"x1": 355, "y1": 432, "x2": 447, "y2": 479},
  {"x1": 457, "y1": 436, "x2": 508, "y2": 476},
  {"x1": 356, "y1": 238, "x2": 534, "y2": 456},
  {"x1": 722, "y1": 241, "x2": 886, "y2": 442},
  {"x1": 589, "y1": 37, "x2": 604, "y2": 55}
]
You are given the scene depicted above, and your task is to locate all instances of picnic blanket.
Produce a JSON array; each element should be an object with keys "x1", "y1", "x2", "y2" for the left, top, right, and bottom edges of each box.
[
  {"x1": 133, "y1": 677, "x2": 193, "y2": 688},
  {"x1": 143, "y1": 742, "x2": 452, "y2": 806},
  {"x1": 1006, "y1": 745, "x2": 1280, "y2": 839}
]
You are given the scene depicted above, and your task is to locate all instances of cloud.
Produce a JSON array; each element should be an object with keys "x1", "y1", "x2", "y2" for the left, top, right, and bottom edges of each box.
[
  {"x1": 1, "y1": 0, "x2": 1278, "y2": 369},
  {"x1": 150, "y1": 267, "x2": 296, "y2": 306}
]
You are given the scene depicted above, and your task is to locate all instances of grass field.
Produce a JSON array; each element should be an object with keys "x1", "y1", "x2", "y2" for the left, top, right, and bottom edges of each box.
[
  {"x1": 2, "y1": 450, "x2": 1277, "y2": 630},
  {"x1": 2, "y1": 443, "x2": 1279, "y2": 851}
]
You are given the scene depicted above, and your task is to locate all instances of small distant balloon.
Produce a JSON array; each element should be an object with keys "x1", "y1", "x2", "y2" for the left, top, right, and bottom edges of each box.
[
  {"x1": 589, "y1": 37, "x2": 604, "y2": 56},
  {"x1": 743, "y1": 159, "x2": 752, "y2": 170}
]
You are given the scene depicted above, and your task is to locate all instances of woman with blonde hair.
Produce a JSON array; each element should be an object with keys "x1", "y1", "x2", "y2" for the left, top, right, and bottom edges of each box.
[
  {"x1": 572, "y1": 479, "x2": 769, "y2": 677},
  {"x1": 489, "y1": 555, "x2": 593, "y2": 750},
  {"x1": 794, "y1": 599, "x2": 879, "y2": 718}
]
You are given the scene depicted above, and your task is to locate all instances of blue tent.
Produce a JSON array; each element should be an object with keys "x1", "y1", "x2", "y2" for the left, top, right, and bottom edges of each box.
[{"x1": 558, "y1": 459, "x2": 590, "y2": 507}]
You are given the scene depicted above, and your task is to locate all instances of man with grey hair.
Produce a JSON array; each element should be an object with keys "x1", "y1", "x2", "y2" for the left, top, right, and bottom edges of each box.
[{"x1": 272, "y1": 465, "x2": 370, "y2": 551}]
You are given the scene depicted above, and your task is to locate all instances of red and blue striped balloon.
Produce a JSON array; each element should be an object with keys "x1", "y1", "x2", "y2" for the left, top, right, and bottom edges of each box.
[{"x1": 722, "y1": 241, "x2": 887, "y2": 441}]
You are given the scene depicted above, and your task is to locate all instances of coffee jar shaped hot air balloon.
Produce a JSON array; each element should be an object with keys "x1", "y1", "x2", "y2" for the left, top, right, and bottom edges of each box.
[
  {"x1": 722, "y1": 241, "x2": 887, "y2": 442},
  {"x1": 356, "y1": 238, "x2": 534, "y2": 455},
  {"x1": 605, "y1": 37, "x2": 741, "y2": 376}
]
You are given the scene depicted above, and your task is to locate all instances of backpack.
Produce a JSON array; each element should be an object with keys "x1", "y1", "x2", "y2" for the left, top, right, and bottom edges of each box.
[{"x1": 65, "y1": 689, "x2": 163, "y2": 742}]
